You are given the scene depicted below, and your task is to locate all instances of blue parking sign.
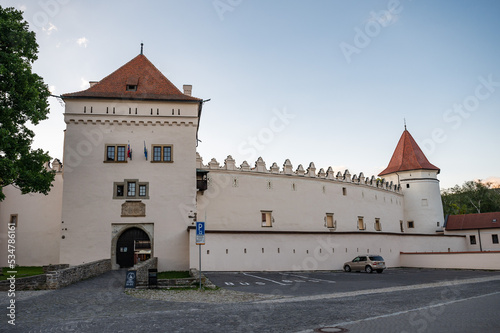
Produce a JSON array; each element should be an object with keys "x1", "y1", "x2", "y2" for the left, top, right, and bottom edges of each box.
[{"x1": 196, "y1": 222, "x2": 205, "y2": 245}]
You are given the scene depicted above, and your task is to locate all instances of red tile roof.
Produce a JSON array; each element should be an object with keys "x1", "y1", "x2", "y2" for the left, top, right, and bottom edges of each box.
[
  {"x1": 62, "y1": 54, "x2": 201, "y2": 102},
  {"x1": 378, "y1": 129, "x2": 439, "y2": 176},
  {"x1": 445, "y1": 212, "x2": 500, "y2": 230}
]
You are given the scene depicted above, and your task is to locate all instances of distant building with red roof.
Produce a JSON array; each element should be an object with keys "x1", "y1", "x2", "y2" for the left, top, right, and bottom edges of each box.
[{"x1": 445, "y1": 212, "x2": 500, "y2": 251}]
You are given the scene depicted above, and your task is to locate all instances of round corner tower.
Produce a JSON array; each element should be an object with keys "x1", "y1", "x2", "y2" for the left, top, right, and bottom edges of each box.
[{"x1": 379, "y1": 129, "x2": 444, "y2": 234}]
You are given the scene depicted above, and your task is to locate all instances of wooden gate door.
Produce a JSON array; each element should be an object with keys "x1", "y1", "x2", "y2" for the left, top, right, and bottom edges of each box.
[{"x1": 116, "y1": 227, "x2": 150, "y2": 268}]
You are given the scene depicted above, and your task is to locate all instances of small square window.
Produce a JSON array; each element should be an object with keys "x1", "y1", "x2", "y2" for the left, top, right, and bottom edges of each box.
[
  {"x1": 406, "y1": 184, "x2": 410, "y2": 188},
  {"x1": 10, "y1": 215, "x2": 18, "y2": 228},
  {"x1": 127, "y1": 182, "x2": 136, "y2": 197},
  {"x1": 357, "y1": 217, "x2": 365, "y2": 230},
  {"x1": 407, "y1": 221, "x2": 414, "y2": 228},
  {"x1": 107, "y1": 146, "x2": 115, "y2": 161},
  {"x1": 151, "y1": 145, "x2": 173, "y2": 163},
  {"x1": 261, "y1": 211, "x2": 272, "y2": 227},
  {"x1": 326, "y1": 213, "x2": 335, "y2": 228},
  {"x1": 470, "y1": 235, "x2": 477, "y2": 245},
  {"x1": 105, "y1": 144, "x2": 127, "y2": 162},
  {"x1": 139, "y1": 184, "x2": 147, "y2": 197},
  {"x1": 116, "y1": 185, "x2": 124, "y2": 197},
  {"x1": 492, "y1": 234, "x2": 499, "y2": 244}
]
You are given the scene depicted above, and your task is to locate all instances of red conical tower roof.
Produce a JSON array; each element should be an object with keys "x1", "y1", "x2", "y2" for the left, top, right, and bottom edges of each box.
[
  {"x1": 378, "y1": 129, "x2": 439, "y2": 176},
  {"x1": 62, "y1": 54, "x2": 201, "y2": 102}
]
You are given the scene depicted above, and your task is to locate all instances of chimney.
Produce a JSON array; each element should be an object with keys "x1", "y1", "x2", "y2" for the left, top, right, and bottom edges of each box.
[
  {"x1": 183, "y1": 84, "x2": 192, "y2": 96},
  {"x1": 89, "y1": 81, "x2": 99, "y2": 87}
]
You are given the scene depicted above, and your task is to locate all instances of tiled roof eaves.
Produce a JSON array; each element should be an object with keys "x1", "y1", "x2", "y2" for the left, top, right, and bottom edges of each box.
[{"x1": 61, "y1": 94, "x2": 202, "y2": 103}]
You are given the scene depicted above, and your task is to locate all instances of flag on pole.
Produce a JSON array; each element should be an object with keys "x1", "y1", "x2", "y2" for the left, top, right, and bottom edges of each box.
[
  {"x1": 144, "y1": 141, "x2": 148, "y2": 160},
  {"x1": 127, "y1": 143, "x2": 132, "y2": 160}
]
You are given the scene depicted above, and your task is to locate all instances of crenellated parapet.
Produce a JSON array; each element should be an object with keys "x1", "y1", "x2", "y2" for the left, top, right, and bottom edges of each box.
[
  {"x1": 196, "y1": 153, "x2": 400, "y2": 193},
  {"x1": 44, "y1": 158, "x2": 63, "y2": 173}
]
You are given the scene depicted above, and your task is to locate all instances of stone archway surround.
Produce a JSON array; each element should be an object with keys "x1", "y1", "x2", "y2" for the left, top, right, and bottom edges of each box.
[{"x1": 111, "y1": 223, "x2": 154, "y2": 270}]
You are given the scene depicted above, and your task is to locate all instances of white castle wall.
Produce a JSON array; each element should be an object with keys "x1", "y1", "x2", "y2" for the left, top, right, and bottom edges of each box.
[
  {"x1": 189, "y1": 155, "x2": 465, "y2": 271},
  {"x1": 196, "y1": 155, "x2": 404, "y2": 233},
  {"x1": 0, "y1": 160, "x2": 63, "y2": 266},
  {"x1": 188, "y1": 231, "x2": 467, "y2": 271}
]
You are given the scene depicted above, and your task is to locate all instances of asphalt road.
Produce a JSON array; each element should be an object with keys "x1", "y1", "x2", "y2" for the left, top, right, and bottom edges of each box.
[{"x1": 1, "y1": 268, "x2": 500, "y2": 332}]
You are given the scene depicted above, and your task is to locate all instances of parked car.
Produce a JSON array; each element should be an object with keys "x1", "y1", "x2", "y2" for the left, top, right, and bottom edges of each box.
[{"x1": 343, "y1": 255, "x2": 385, "y2": 273}]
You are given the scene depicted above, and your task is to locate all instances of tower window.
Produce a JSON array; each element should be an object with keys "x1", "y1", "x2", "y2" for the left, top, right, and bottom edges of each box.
[
  {"x1": 151, "y1": 145, "x2": 173, "y2": 162},
  {"x1": 113, "y1": 180, "x2": 149, "y2": 199},
  {"x1": 105, "y1": 144, "x2": 127, "y2": 162},
  {"x1": 406, "y1": 184, "x2": 410, "y2": 188},
  {"x1": 407, "y1": 221, "x2": 414, "y2": 228}
]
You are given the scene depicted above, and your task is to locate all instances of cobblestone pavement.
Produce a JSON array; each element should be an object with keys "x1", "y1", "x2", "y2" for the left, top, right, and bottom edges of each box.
[{"x1": 1, "y1": 269, "x2": 500, "y2": 332}]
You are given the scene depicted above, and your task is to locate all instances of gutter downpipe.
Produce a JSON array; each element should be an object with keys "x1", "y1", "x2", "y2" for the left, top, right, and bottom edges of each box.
[{"x1": 478, "y1": 229, "x2": 483, "y2": 252}]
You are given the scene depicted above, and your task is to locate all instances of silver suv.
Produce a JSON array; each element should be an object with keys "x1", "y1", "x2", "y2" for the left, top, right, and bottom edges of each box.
[{"x1": 343, "y1": 255, "x2": 385, "y2": 273}]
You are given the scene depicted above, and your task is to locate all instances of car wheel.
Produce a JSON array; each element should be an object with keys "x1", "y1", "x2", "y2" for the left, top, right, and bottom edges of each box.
[
  {"x1": 344, "y1": 265, "x2": 351, "y2": 272},
  {"x1": 376, "y1": 269, "x2": 384, "y2": 274},
  {"x1": 365, "y1": 265, "x2": 373, "y2": 273}
]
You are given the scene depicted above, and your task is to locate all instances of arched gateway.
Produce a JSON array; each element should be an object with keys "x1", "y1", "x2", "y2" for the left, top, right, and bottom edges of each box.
[{"x1": 115, "y1": 227, "x2": 151, "y2": 268}]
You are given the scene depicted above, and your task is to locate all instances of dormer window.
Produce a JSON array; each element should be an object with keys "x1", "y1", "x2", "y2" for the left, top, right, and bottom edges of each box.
[{"x1": 126, "y1": 76, "x2": 139, "y2": 91}]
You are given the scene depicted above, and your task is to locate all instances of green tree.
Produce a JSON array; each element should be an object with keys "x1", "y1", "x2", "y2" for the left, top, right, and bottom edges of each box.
[
  {"x1": 442, "y1": 180, "x2": 500, "y2": 216},
  {"x1": 0, "y1": 6, "x2": 54, "y2": 201}
]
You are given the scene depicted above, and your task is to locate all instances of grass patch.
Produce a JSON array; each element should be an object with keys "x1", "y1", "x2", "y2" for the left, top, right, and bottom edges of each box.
[
  {"x1": 1, "y1": 266, "x2": 44, "y2": 280},
  {"x1": 157, "y1": 271, "x2": 191, "y2": 279}
]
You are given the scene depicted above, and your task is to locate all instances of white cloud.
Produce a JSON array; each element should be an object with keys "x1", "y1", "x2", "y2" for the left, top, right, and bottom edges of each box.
[
  {"x1": 77, "y1": 37, "x2": 89, "y2": 48},
  {"x1": 43, "y1": 22, "x2": 58, "y2": 35},
  {"x1": 19, "y1": 5, "x2": 27, "y2": 11},
  {"x1": 80, "y1": 78, "x2": 89, "y2": 90},
  {"x1": 49, "y1": 85, "x2": 56, "y2": 94}
]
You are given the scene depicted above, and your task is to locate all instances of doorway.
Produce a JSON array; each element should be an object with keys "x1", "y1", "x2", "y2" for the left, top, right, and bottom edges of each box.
[{"x1": 116, "y1": 227, "x2": 151, "y2": 268}]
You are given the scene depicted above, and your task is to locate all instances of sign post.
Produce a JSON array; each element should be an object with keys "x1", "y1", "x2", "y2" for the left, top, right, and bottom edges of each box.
[{"x1": 196, "y1": 222, "x2": 205, "y2": 290}]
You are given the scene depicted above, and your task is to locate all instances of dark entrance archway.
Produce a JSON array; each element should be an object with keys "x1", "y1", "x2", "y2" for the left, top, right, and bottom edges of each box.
[{"x1": 116, "y1": 227, "x2": 151, "y2": 268}]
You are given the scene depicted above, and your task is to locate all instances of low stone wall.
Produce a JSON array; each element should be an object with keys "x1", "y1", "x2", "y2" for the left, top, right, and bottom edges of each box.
[
  {"x1": 0, "y1": 274, "x2": 47, "y2": 291},
  {"x1": 157, "y1": 278, "x2": 197, "y2": 287},
  {"x1": 130, "y1": 257, "x2": 157, "y2": 286},
  {"x1": 46, "y1": 259, "x2": 111, "y2": 290},
  {"x1": 43, "y1": 264, "x2": 69, "y2": 273}
]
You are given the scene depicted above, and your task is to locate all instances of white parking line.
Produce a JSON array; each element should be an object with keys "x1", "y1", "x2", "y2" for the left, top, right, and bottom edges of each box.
[
  {"x1": 242, "y1": 273, "x2": 291, "y2": 286},
  {"x1": 281, "y1": 273, "x2": 336, "y2": 283}
]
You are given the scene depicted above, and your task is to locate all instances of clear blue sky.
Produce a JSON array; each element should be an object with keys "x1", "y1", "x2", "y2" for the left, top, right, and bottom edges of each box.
[{"x1": 7, "y1": 0, "x2": 500, "y2": 189}]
